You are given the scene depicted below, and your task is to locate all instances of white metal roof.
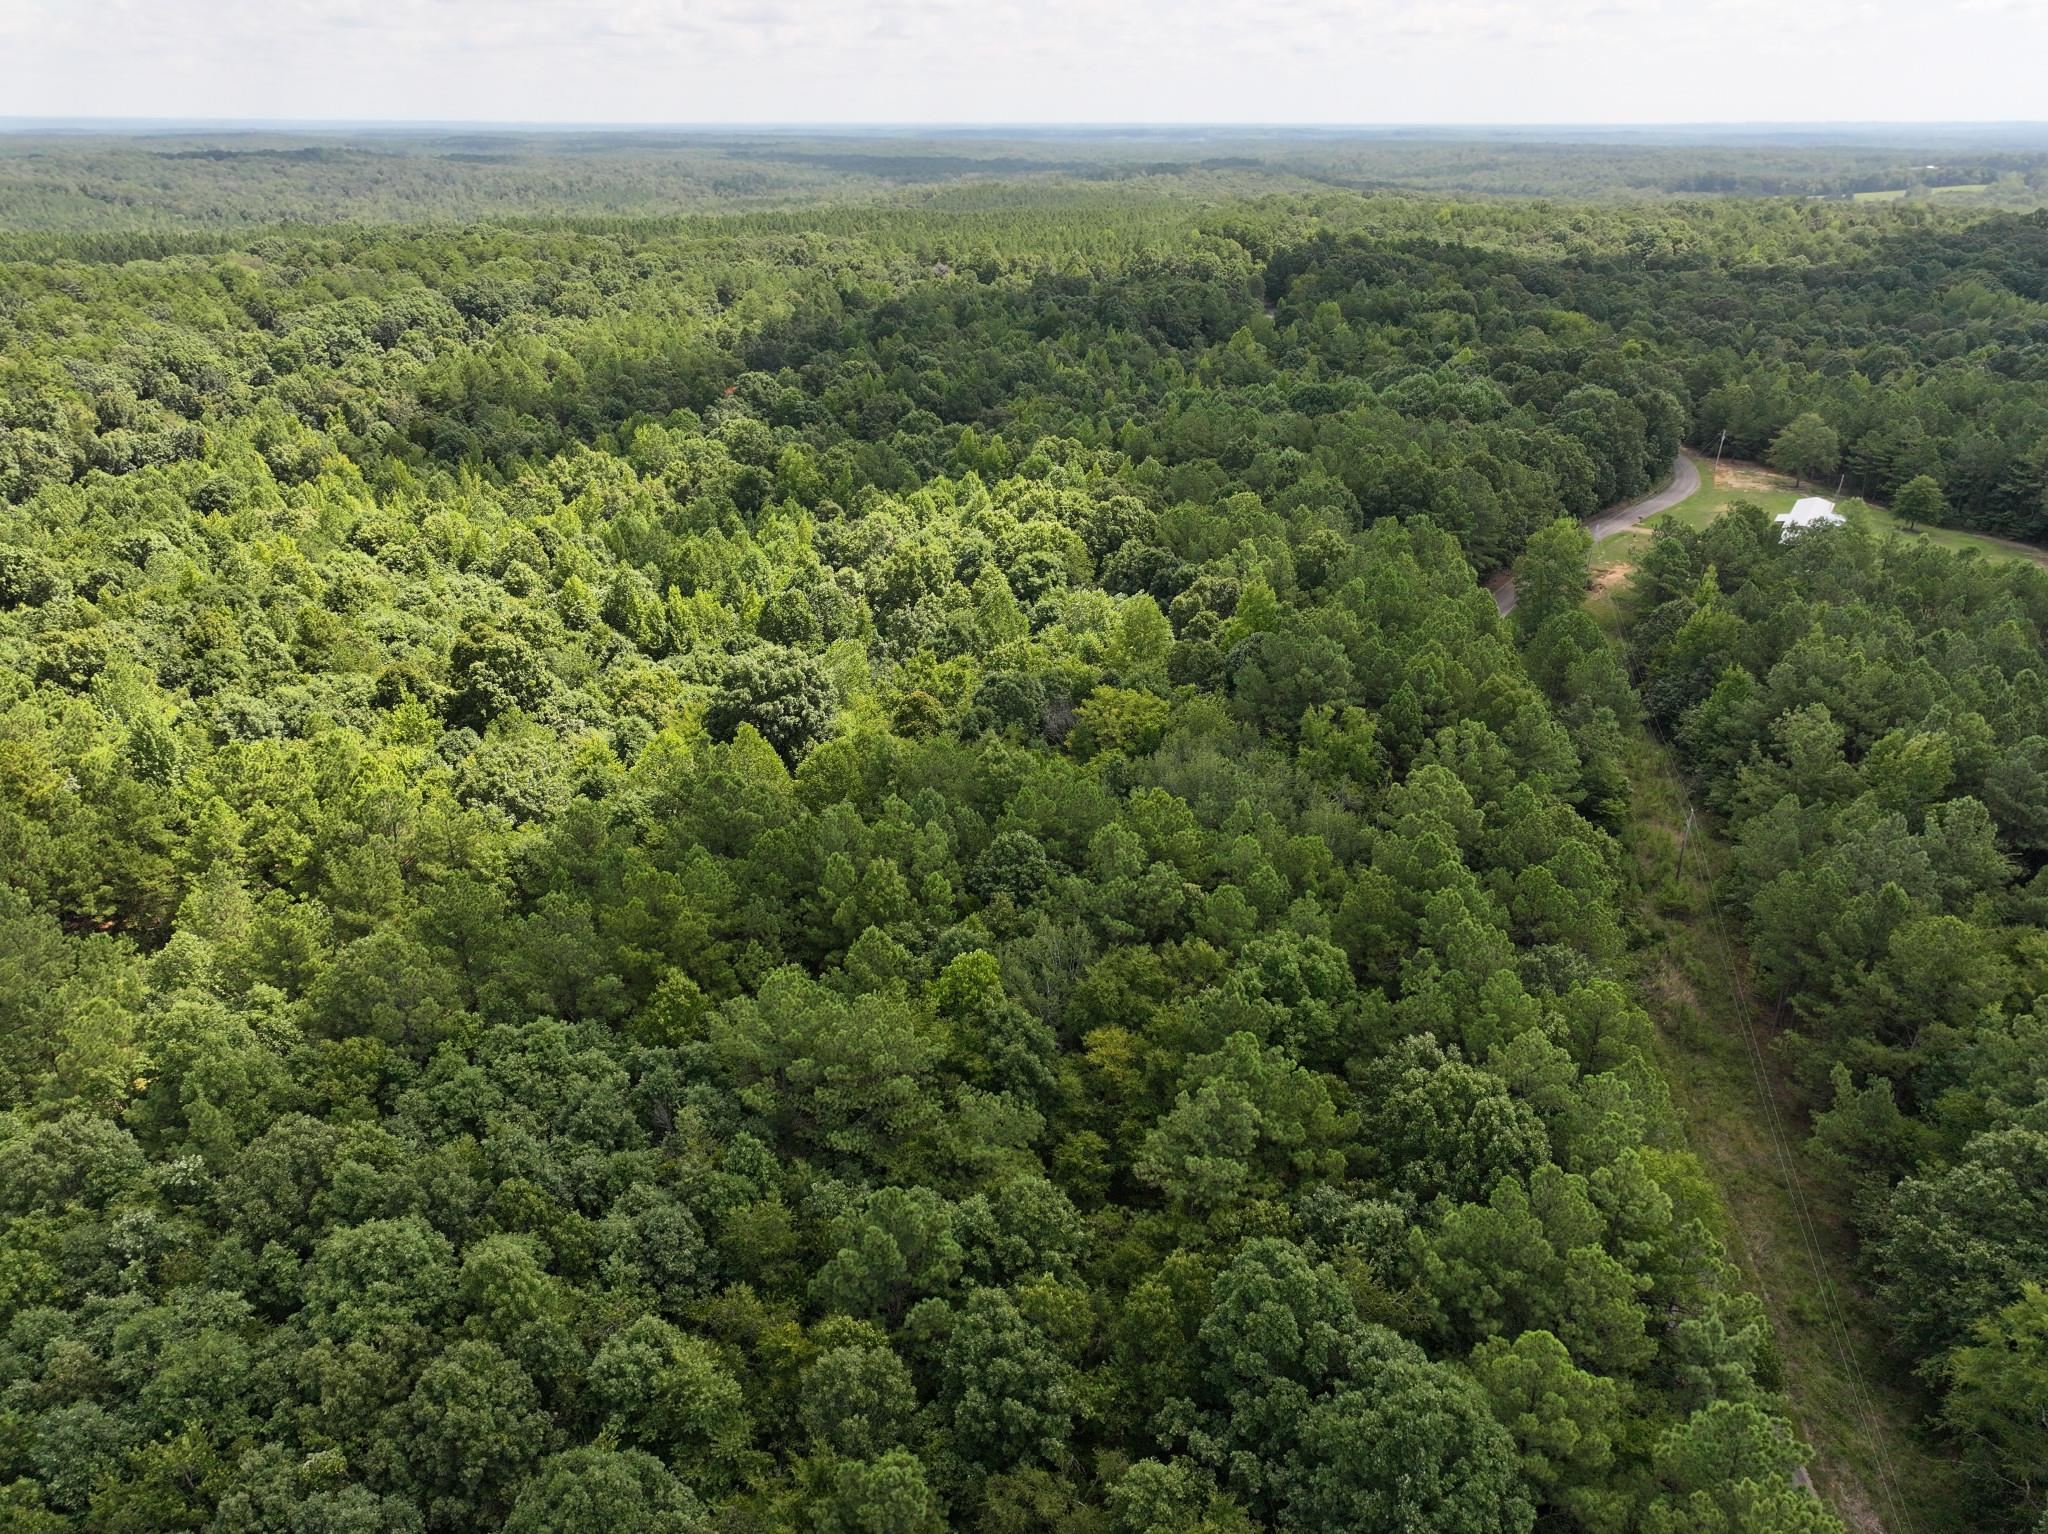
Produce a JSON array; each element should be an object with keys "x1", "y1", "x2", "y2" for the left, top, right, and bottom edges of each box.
[{"x1": 1775, "y1": 496, "x2": 1844, "y2": 539}]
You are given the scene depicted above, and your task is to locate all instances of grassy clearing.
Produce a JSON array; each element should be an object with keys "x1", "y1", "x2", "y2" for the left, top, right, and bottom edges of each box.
[
  {"x1": 1614, "y1": 723, "x2": 1962, "y2": 1534},
  {"x1": 1591, "y1": 454, "x2": 2048, "y2": 575},
  {"x1": 1853, "y1": 498, "x2": 2048, "y2": 568},
  {"x1": 1850, "y1": 184, "x2": 1991, "y2": 203},
  {"x1": 1586, "y1": 451, "x2": 1800, "y2": 583}
]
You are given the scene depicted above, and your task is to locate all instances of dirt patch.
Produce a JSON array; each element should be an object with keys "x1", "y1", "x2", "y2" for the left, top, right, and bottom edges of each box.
[
  {"x1": 1713, "y1": 459, "x2": 1794, "y2": 493},
  {"x1": 1819, "y1": 1474, "x2": 1889, "y2": 1534},
  {"x1": 1593, "y1": 562, "x2": 1634, "y2": 594},
  {"x1": 1642, "y1": 949, "x2": 1705, "y2": 1015}
]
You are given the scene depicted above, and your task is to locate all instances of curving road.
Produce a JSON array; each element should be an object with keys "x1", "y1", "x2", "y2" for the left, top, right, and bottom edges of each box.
[{"x1": 1490, "y1": 452, "x2": 1700, "y2": 615}]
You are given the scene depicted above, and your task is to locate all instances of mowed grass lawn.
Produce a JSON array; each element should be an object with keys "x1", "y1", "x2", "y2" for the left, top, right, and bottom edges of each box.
[
  {"x1": 1587, "y1": 453, "x2": 1801, "y2": 578},
  {"x1": 1856, "y1": 496, "x2": 2048, "y2": 567},
  {"x1": 1590, "y1": 452, "x2": 2048, "y2": 580}
]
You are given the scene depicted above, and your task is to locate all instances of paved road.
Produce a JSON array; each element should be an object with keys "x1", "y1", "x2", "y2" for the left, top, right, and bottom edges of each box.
[{"x1": 1490, "y1": 452, "x2": 1700, "y2": 615}]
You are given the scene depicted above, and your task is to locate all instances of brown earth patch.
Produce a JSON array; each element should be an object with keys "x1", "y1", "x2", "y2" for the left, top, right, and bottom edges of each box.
[
  {"x1": 1593, "y1": 562, "x2": 1634, "y2": 594},
  {"x1": 1713, "y1": 459, "x2": 1795, "y2": 492},
  {"x1": 1823, "y1": 1459, "x2": 1890, "y2": 1534}
]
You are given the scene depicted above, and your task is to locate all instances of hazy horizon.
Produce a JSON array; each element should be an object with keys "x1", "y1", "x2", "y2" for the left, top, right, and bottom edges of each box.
[
  {"x1": 6, "y1": 119, "x2": 2048, "y2": 135},
  {"x1": 6, "y1": 0, "x2": 2045, "y2": 127}
]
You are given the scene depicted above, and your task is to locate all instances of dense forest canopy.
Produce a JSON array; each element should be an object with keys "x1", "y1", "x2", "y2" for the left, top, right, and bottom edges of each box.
[
  {"x1": 4, "y1": 176, "x2": 2046, "y2": 540},
  {"x1": 1, "y1": 134, "x2": 2046, "y2": 1533},
  {"x1": 2, "y1": 124, "x2": 2047, "y2": 235}
]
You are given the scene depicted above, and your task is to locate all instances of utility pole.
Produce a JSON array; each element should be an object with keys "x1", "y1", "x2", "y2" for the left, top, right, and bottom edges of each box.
[
  {"x1": 1713, "y1": 428, "x2": 1727, "y2": 474},
  {"x1": 1676, "y1": 805, "x2": 1696, "y2": 880}
]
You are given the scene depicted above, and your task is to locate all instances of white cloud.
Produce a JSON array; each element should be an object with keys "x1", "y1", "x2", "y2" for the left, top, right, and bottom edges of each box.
[{"x1": 1, "y1": 0, "x2": 2043, "y2": 123}]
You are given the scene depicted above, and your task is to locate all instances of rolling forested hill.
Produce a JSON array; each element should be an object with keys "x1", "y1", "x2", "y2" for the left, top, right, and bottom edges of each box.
[
  {"x1": 2, "y1": 137, "x2": 2046, "y2": 1533},
  {"x1": 3, "y1": 125, "x2": 2047, "y2": 233}
]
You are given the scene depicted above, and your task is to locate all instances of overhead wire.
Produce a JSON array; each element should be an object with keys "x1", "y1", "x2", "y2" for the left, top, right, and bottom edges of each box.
[{"x1": 1646, "y1": 716, "x2": 1916, "y2": 1534}]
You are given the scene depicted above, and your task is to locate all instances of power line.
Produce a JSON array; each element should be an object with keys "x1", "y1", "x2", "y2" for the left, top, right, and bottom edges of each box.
[{"x1": 1645, "y1": 720, "x2": 1915, "y2": 1534}]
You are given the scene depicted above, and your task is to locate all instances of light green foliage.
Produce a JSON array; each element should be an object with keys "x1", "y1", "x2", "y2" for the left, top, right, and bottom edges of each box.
[
  {"x1": 799, "y1": 1335, "x2": 922, "y2": 1459},
  {"x1": 1644, "y1": 1401, "x2": 1835, "y2": 1534},
  {"x1": 1135, "y1": 1032, "x2": 1350, "y2": 1211},
  {"x1": 808, "y1": 1451, "x2": 947, "y2": 1534},
  {"x1": 1470, "y1": 1331, "x2": 1623, "y2": 1509},
  {"x1": 1943, "y1": 1285, "x2": 2048, "y2": 1510},
  {"x1": 1893, "y1": 474, "x2": 1947, "y2": 531},
  {"x1": 589, "y1": 1315, "x2": 750, "y2": 1475},
  {"x1": 1287, "y1": 1372, "x2": 1534, "y2": 1534},
  {"x1": 1767, "y1": 412, "x2": 1842, "y2": 485},
  {"x1": 1515, "y1": 517, "x2": 1594, "y2": 637},
  {"x1": 502, "y1": 1448, "x2": 702, "y2": 1534}
]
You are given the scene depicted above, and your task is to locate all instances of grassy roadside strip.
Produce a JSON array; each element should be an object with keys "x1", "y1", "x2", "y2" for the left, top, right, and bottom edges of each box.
[{"x1": 1613, "y1": 723, "x2": 1961, "y2": 1534}]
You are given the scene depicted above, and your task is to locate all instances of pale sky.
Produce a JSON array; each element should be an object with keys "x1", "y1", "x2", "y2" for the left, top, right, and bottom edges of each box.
[{"x1": 3, "y1": 0, "x2": 2044, "y2": 126}]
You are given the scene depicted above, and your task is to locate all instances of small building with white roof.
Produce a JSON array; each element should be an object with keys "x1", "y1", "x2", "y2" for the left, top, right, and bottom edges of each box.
[{"x1": 1775, "y1": 496, "x2": 1844, "y2": 540}]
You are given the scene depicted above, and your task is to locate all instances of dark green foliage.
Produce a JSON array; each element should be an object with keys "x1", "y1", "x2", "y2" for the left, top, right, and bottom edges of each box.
[
  {"x1": 448, "y1": 621, "x2": 551, "y2": 732},
  {"x1": 704, "y1": 646, "x2": 836, "y2": 763}
]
